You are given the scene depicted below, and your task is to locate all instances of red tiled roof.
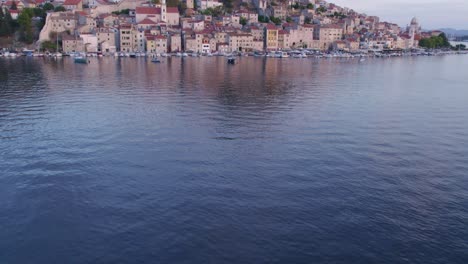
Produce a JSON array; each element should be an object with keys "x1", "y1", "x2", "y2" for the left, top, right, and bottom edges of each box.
[
  {"x1": 5, "y1": 0, "x2": 21, "y2": 6},
  {"x1": 321, "y1": 24, "x2": 342, "y2": 29},
  {"x1": 167, "y1": 7, "x2": 179, "y2": 13},
  {"x1": 136, "y1": 6, "x2": 160, "y2": 15},
  {"x1": 63, "y1": 0, "x2": 81, "y2": 5},
  {"x1": 120, "y1": 24, "x2": 133, "y2": 29},
  {"x1": 195, "y1": 29, "x2": 213, "y2": 34},
  {"x1": 75, "y1": 11, "x2": 87, "y2": 16},
  {"x1": 139, "y1": 18, "x2": 157, "y2": 25}
]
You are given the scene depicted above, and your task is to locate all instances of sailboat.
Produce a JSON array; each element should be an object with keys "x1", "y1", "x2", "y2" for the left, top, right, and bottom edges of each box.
[
  {"x1": 73, "y1": 33, "x2": 87, "y2": 63},
  {"x1": 54, "y1": 33, "x2": 62, "y2": 57}
]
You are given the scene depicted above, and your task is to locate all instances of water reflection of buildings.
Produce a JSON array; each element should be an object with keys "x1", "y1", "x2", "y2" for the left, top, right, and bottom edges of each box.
[{"x1": 7, "y1": 57, "x2": 353, "y2": 110}]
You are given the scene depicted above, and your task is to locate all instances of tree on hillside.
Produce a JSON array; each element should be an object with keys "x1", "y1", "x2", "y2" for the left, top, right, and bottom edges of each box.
[
  {"x1": 54, "y1": 6, "x2": 66, "y2": 12},
  {"x1": 18, "y1": 8, "x2": 35, "y2": 44},
  {"x1": 454, "y1": 44, "x2": 466, "y2": 50},
  {"x1": 316, "y1": 6, "x2": 326, "y2": 13},
  {"x1": 240, "y1": 17, "x2": 247, "y2": 26},
  {"x1": 43, "y1": 3, "x2": 54, "y2": 11},
  {"x1": 33, "y1": 7, "x2": 48, "y2": 30},
  {"x1": 221, "y1": 0, "x2": 233, "y2": 13},
  {"x1": 167, "y1": 0, "x2": 179, "y2": 7},
  {"x1": 201, "y1": 6, "x2": 224, "y2": 17},
  {"x1": 419, "y1": 33, "x2": 452, "y2": 49},
  {"x1": 41, "y1": 40, "x2": 57, "y2": 51},
  {"x1": 439, "y1": 33, "x2": 450, "y2": 47},
  {"x1": 270, "y1": 16, "x2": 281, "y2": 25},
  {"x1": 112, "y1": 9, "x2": 130, "y2": 15},
  {"x1": 0, "y1": 8, "x2": 14, "y2": 36},
  {"x1": 258, "y1": 15, "x2": 269, "y2": 23},
  {"x1": 177, "y1": 1, "x2": 187, "y2": 14}
]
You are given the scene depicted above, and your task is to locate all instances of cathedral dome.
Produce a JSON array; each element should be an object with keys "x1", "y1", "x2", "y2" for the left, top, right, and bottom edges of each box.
[{"x1": 411, "y1": 17, "x2": 418, "y2": 25}]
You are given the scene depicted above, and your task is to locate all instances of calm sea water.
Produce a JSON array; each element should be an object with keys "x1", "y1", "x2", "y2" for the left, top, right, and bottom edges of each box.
[{"x1": 1, "y1": 56, "x2": 468, "y2": 263}]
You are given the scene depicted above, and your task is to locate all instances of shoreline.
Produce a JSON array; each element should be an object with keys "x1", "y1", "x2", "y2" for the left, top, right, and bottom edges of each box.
[{"x1": 0, "y1": 50, "x2": 467, "y2": 59}]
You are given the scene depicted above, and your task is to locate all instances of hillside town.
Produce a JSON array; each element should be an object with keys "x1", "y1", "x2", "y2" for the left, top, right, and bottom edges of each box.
[{"x1": 0, "y1": 0, "x2": 460, "y2": 55}]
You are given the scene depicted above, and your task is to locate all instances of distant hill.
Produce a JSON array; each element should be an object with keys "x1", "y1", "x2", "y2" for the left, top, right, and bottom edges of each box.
[{"x1": 439, "y1": 28, "x2": 468, "y2": 36}]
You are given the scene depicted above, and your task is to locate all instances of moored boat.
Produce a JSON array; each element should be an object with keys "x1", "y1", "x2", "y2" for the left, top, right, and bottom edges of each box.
[
  {"x1": 227, "y1": 56, "x2": 236, "y2": 64},
  {"x1": 74, "y1": 55, "x2": 89, "y2": 64}
]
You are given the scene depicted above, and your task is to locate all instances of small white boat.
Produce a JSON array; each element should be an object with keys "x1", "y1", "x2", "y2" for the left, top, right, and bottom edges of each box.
[
  {"x1": 292, "y1": 53, "x2": 301, "y2": 58},
  {"x1": 74, "y1": 55, "x2": 89, "y2": 64},
  {"x1": 182, "y1": 53, "x2": 188, "y2": 57},
  {"x1": 253, "y1": 51, "x2": 265, "y2": 57}
]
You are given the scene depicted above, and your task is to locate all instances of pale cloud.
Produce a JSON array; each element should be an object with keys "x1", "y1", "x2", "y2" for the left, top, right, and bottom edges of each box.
[{"x1": 330, "y1": 0, "x2": 468, "y2": 29}]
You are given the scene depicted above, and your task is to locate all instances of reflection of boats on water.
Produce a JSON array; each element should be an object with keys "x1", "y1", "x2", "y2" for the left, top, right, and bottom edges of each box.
[
  {"x1": 74, "y1": 54, "x2": 89, "y2": 64},
  {"x1": 151, "y1": 58, "x2": 161, "y2": 63},
  {"x1": 1, "y1": 51, "x2": 19, "y2": 57},
  {"x1": 227, "y1": 56, "x2": 236, "y2": 64}
]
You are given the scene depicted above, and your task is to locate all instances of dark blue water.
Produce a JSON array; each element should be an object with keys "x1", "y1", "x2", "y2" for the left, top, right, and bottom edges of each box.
[{"x1": 1, "y1": 56, "x2": 468, "y2": 263}]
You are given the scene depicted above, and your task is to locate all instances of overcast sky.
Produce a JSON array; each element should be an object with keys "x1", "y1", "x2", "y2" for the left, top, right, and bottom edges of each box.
[{"x1": 330, "y1": 0, "x2": 468, "y2": 29}]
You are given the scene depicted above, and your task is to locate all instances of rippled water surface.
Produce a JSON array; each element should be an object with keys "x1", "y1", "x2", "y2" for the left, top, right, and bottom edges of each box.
[{"x1": 1, "y1": 56, "x2": 468, "y2": 263}]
